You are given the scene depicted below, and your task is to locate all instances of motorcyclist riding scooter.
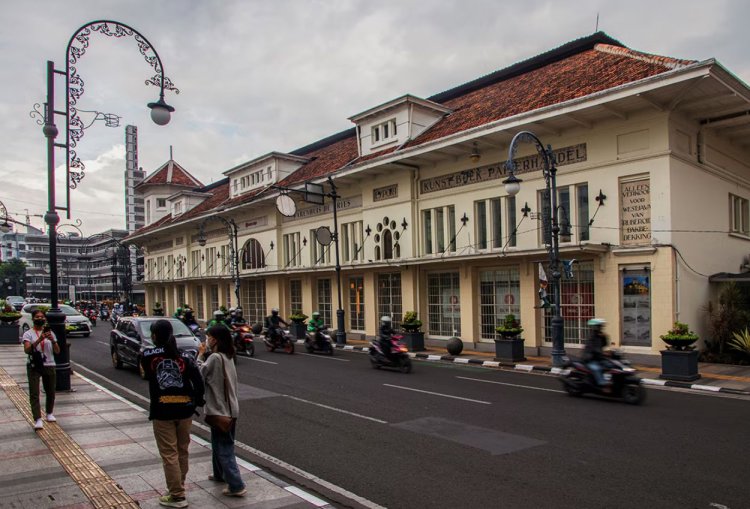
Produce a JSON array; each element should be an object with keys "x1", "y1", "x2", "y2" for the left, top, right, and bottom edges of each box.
[
  {"x1": 307, "y1": 312, "x2": 325, "y2": 347},
  {"x1": 378, "y1": 316, "x2": 394, "y2": 360},
  {"x1": 264, "y1": 308, "x2": 288, "y2": 347},
  {"x1": 582, "y1": 318, "x2": 611, "y2": 391}
]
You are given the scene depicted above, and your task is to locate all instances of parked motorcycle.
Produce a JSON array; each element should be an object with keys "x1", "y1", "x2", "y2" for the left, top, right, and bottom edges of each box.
[
  {"x1": 559, "y1": 350, "x2": 646, "y2": 405},
  {"x1": 232, "y1": 323, "x2": 255, "y2": 357},
  {"x1": 262, "y1": 326, "x2": 295, "y2": 354},
  {"x1": 304, "y1": 326, "x2": 334, "y2": 355},
  {"x1": 369, "y1": 334, "x2": 412, "y2": 373}
]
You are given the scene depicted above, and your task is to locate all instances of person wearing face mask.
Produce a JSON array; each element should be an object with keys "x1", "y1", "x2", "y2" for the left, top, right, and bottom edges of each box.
[{"x1": 22, "y1": 310, "x2": 60, "y2": 430}]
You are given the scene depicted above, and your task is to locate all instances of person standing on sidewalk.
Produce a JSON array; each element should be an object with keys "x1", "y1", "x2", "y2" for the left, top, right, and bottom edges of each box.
[
  {"x1": 198, "y1": 325, "x2": 246, "y2": 497},
  {"x1": 22, "y1": 309, "x2": 60, "y2": 430},
  {"x1": 142, "y1": 319, "x2": 205, "y2": 508}
]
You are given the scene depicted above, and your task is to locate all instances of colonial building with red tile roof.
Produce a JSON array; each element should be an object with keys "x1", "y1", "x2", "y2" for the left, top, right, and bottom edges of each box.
[{"x1": 127, "y1": 32, "x2": 750, "y2": 360}]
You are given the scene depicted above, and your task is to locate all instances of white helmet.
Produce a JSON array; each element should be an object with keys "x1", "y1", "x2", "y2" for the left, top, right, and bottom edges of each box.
[
  {"x1": 380, "y1": 316, "x2": 392, "y2": 324},
  {"x1": 587, "y1": 318, "x2": 606, "y2": 327}
]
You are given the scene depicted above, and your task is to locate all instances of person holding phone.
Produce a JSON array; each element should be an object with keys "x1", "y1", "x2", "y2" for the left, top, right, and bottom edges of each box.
[{"x1": 22, "y1": 309, "x2": 60, "y2": 430}]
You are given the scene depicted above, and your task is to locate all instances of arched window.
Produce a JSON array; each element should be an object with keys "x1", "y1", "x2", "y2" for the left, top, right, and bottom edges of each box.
[
  {"x1": 383, "y1": 229, "x2": 393, "y2": 260},
  {"x1": 241, "y1": 239, "x2": 265, "y2": 269}
]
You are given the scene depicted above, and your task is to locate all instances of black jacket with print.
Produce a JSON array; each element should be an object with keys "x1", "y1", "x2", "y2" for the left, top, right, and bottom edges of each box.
[{"x1": 141, "y1": 347, "x2": 205, "y2": 421}]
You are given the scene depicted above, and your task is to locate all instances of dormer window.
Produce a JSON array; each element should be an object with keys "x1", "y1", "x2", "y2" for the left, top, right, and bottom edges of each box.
[
  {"x1": 372, "y1": 119, "x2": 397, "y2": 145},
  {"x1": 157, "y1": 198, "x2": 167, "y2": 208},
  {"x1": 173, "y1": 202, "x2": 182, "y2": 215}
]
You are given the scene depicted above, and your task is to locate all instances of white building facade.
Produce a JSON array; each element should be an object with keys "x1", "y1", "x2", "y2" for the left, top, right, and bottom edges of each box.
[{"x1": 128, "y1": 33, "x2": 750, "y2": 360}]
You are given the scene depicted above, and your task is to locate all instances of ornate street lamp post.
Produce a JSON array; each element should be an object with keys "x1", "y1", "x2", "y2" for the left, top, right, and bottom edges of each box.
[
  {"x1": 36, "y1": 20, "x2": 178, "y2": 390},
  {"x1": 197, "y1": 217, "x2": 241, "y2": 307},
  {"x1": 503, "y1": 131, "x2": 568, "y2": 367}
]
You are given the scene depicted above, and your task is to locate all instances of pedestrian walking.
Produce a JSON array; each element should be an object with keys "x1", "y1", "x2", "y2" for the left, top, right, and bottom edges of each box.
[
  {"x1": 198, "y1": 325, "x2": 246, "y2": 497},
  {"x1": 22, "y1": 309, "x2": 60, "y2": 430},
  {"x1": 141, "y1": 319, "x2": 205, "y2": 508}
]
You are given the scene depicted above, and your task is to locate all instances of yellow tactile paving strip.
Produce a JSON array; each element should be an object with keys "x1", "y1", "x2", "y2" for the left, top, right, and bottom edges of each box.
[{"x1": 0, "y1": 367, "x2": 139, "y2": 508}]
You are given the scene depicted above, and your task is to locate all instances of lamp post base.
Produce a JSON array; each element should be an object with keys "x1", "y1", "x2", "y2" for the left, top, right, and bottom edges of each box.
[
  {"x1": 550, "y1": 314, "x2": 567, "y2": 367},
  {"x1": 335, "y1": 308, "x2": 346, "y2": 345}
]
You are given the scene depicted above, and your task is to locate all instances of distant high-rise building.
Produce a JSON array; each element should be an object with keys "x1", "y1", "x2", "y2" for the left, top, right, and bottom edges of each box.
[{"x1": 125, "y1": 125, "x2": 145, "y2": 233}]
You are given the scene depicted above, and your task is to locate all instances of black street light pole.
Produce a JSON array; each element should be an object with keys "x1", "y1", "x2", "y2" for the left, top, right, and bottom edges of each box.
[
  {"x1": 36, "y1": 20, "x2": 178, "y2": 390},
  {"x1": 197, "y1": 217, "x2": 241, "y2": 307},
  {"x1": 503, "y1": 131, "x2": 567, "y2": 367},
  {"x1": 272, "y1": 178, "x2": 347, "y2": 345}
]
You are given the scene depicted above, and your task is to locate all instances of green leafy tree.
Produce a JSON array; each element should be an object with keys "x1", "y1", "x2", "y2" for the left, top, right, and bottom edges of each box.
[{"x1": 0, "y1": 259, "x2": 27, "y2": 298}]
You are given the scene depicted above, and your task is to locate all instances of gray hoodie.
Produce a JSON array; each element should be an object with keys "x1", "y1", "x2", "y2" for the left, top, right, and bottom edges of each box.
[{"x1": 199, "y1": 352, "x2": 239, "y2": 418}]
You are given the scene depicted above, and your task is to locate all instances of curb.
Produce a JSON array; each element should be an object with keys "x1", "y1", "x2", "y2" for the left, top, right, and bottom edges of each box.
[{"x1": 317, "y1": 342, "x2": 750, "y2": 397}]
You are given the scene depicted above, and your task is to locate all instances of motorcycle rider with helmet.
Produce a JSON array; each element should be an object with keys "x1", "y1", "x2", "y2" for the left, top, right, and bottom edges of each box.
[
  {"x1": 583, "y1": 318, "x2": 610, "y2": 390},
  {"x1": 230, "y1": 307, "x2": 246, "y2": 326},
  {"x1": 207, "y1": 309, "x2": 230, "y2": 330},
  {"x1": 378, "y1": 316, "x2": 394, "y2": 360},
  {"x1": 307, "y1": 311, "x2": 325, "y2": 348},
  {"x1": 264, "y1": 308, "x2": 288, "y2": 346}
]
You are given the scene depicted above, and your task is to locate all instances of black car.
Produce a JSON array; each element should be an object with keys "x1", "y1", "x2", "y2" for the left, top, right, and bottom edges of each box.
[{"x1": 110, "y1": 316, "x2": 201, "y2": 379}]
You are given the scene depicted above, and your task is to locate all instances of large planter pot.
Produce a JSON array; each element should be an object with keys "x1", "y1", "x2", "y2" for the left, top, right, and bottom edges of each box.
[
  {"x1": 403, "y1": 331, "x2": 425, "y2": 352},
  {"x1": 290, "y1": 322, "x2": 306, "y2": 339},
  {"x1": 494, "y1": 337, "x2": 526, "y2": 362},
  {"x1": 660, "y1": 349, "x2": 701, "y2": 382},
  {"x1": 0, "y1": 323, "x2": 19, "y2": 344}
]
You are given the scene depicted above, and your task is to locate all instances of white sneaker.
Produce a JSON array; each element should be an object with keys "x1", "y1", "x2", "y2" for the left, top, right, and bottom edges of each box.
[
  {"x1": 34, "y1": 419, "x2": 44, "y2": 430},
  {"x1": 46, "y1": 414, "x2": 56, "y2": 422}
]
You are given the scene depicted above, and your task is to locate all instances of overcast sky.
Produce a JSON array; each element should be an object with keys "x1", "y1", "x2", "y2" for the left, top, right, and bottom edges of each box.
[{"x1": 1, "y1": 0, "x2": 748, "y2": 236}]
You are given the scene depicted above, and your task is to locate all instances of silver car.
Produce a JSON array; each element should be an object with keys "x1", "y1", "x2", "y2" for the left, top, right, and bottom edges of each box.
[{"x1": 19, "y1": 303, "x2": 93, "y2": 337}]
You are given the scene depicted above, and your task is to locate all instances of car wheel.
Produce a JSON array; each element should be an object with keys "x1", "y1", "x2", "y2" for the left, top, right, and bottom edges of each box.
[{"x1": 111, "y1": 349, "x2": 123, "y2": 369}]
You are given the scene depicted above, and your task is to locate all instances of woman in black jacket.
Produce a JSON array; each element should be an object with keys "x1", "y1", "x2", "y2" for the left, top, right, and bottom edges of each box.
[{"x1": 142, "y1": 319, "x2": 205, "y2": 508}]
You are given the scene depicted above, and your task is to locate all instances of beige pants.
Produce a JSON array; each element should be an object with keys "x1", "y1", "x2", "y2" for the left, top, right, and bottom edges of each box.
[{"x1": 152, "y1": 418, "x2": 192, "y2": 498}]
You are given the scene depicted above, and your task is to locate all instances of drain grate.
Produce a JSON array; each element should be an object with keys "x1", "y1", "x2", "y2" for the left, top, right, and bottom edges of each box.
[{"x1": 0, "y1": 367, "x2": 140, "y2": 508}]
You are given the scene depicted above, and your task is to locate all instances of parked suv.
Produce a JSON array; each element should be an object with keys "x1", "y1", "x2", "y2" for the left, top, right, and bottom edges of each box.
[
  {"x1": 19, "y1": 303, "x2": 92, "y2": 337},
  {"x1": 110, "y1": 316, "x2": 201, "y2": 379}
]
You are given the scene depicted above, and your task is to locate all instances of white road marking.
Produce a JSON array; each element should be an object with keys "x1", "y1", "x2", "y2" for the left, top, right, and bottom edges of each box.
[
  {"x1": 74, "y1": 362, "x2": 382, "y2": 508},
  {"x1": 297, "y1": 352, "x2": 350, "y2": 362},
  {"x1": 456, "y1": 376, "x2": 565, "y2": 394},
  {"x1": 383, "y1": 383, "x2": 492, "y2": 405},
  {"x1": 96, "y1": 341, "x2": 109, "y2": 347},
  {"x1": 237, "y1": 356, "x2": 278, "y2": 365},
  {"x1": 282, "y1": 394, "x2": 387, "y2": 424}
]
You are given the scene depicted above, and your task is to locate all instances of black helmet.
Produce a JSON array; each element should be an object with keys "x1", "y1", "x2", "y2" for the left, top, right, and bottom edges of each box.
[{"x1": 271, "y1": 308, "x2": 279, "y2": 316}]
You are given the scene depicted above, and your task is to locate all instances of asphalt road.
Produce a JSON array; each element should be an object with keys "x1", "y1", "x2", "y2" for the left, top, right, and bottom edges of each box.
[{"x1": 69, "y1": 325, "x2": 750, "y2": 509}]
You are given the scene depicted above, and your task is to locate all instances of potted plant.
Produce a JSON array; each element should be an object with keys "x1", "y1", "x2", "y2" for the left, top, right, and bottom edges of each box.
[
  {"x1": 152, "y1": 301, "x2": 165, "y2": 316},
  {"x1": 659, "y1": 321, "x2": 701, "y2": 381},
  {"x1": 0, "y1": 299, "x2": 22, "y2": 344},
  {"x1": 401, "y1": 311, "x2": 425, "y2": 351},
  {"x1": 289, "y1": 311, "x2": 308, "y2": 339},
  {"x1": 494, "y1": 314, "x2": 526, "y2": 362}
]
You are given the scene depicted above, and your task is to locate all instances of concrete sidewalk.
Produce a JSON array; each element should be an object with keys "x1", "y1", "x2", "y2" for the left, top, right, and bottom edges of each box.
[
  {"x1": 0, "y1": 345, "x2": 332, "y2": 509},
  {"x1": 335, "y1": 339, "x2": 750, "y2": 396}
]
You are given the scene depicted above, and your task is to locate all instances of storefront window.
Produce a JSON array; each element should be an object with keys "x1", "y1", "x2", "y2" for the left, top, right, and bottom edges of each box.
[
  {"x1": 317, "y1": 279, "x2": 332, "y2": 326},
  {"x1": 428, "y1": 272, "x2": 461, "y2": 336},
  {"x1": 241, "y1": 279, "x2": 266, "y2": 324},
  {"x1": 289, "y1": 280, "x2": 302, "y2": 314},
  {"x1": 621, "y1": 268, "x2": 651, "y2": 346},
  {"x1": 377, "y1": 273, "x2": 402, "y2": 326},
  {"x1": 349, "y1": 276, "x2": 365, "y2": 331},
  {"x1": 544, "y1": 261, "x2": 594, "y2": 345},
  {"x1": 479, "y1": 267, "x2": 521, "y2": 340}
]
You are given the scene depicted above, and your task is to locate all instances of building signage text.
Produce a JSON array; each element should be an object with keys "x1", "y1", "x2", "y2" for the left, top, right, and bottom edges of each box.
[
  {"x1": 419, "y1": 143, "x2": 587, "y2": 195},
  {"x1": 620, "y1": 178, "x2": 651, "y2": 246},
  {"x1": 282, "y1": 195, "x2": 363, "y2": 222},
  {"x1": 373, "y1": 184, "x2": 398, "y2": 202}
]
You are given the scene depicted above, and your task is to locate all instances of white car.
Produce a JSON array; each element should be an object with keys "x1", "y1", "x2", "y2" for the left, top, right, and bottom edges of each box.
[{"x1": 19, "y1": 303, "x2": 92, "y2": 337}]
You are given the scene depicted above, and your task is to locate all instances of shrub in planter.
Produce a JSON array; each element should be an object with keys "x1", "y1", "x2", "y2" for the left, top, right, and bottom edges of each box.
[
  {"x1": 660, "y1": 321, "x2": 699, "y2": 351},
  {"x1": 0, "y1": 300, "x2": 21, "y2": 324},
  {"x1": 289, "y1": 311, "x2": 308, "y2": 324},
  {"x1": 401, "y1": 311, "x2": 423, "y2": 332},
  {"x1": 728, "y1": 328, "x2": 750, "y2": 360},
  {"x1": 401, "y1": 311, "x2": 425, "y2": 351},
  {"x1": 495, "y1": 314, "x2": 523, "y2": 339}
]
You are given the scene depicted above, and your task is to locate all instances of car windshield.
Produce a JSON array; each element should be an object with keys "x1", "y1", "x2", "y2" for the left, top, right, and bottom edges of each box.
[
  {"x1": 138, "y1": 319, "x2": 193, "y2": 339},
  {"x1": 59, "y1": 305, "x2": 82, "y2": 316}
]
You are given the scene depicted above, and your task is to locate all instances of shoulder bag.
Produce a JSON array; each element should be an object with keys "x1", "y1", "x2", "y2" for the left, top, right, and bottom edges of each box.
[{"x1": 204, "y1": 354, "x2": 236, "y2": 433}]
